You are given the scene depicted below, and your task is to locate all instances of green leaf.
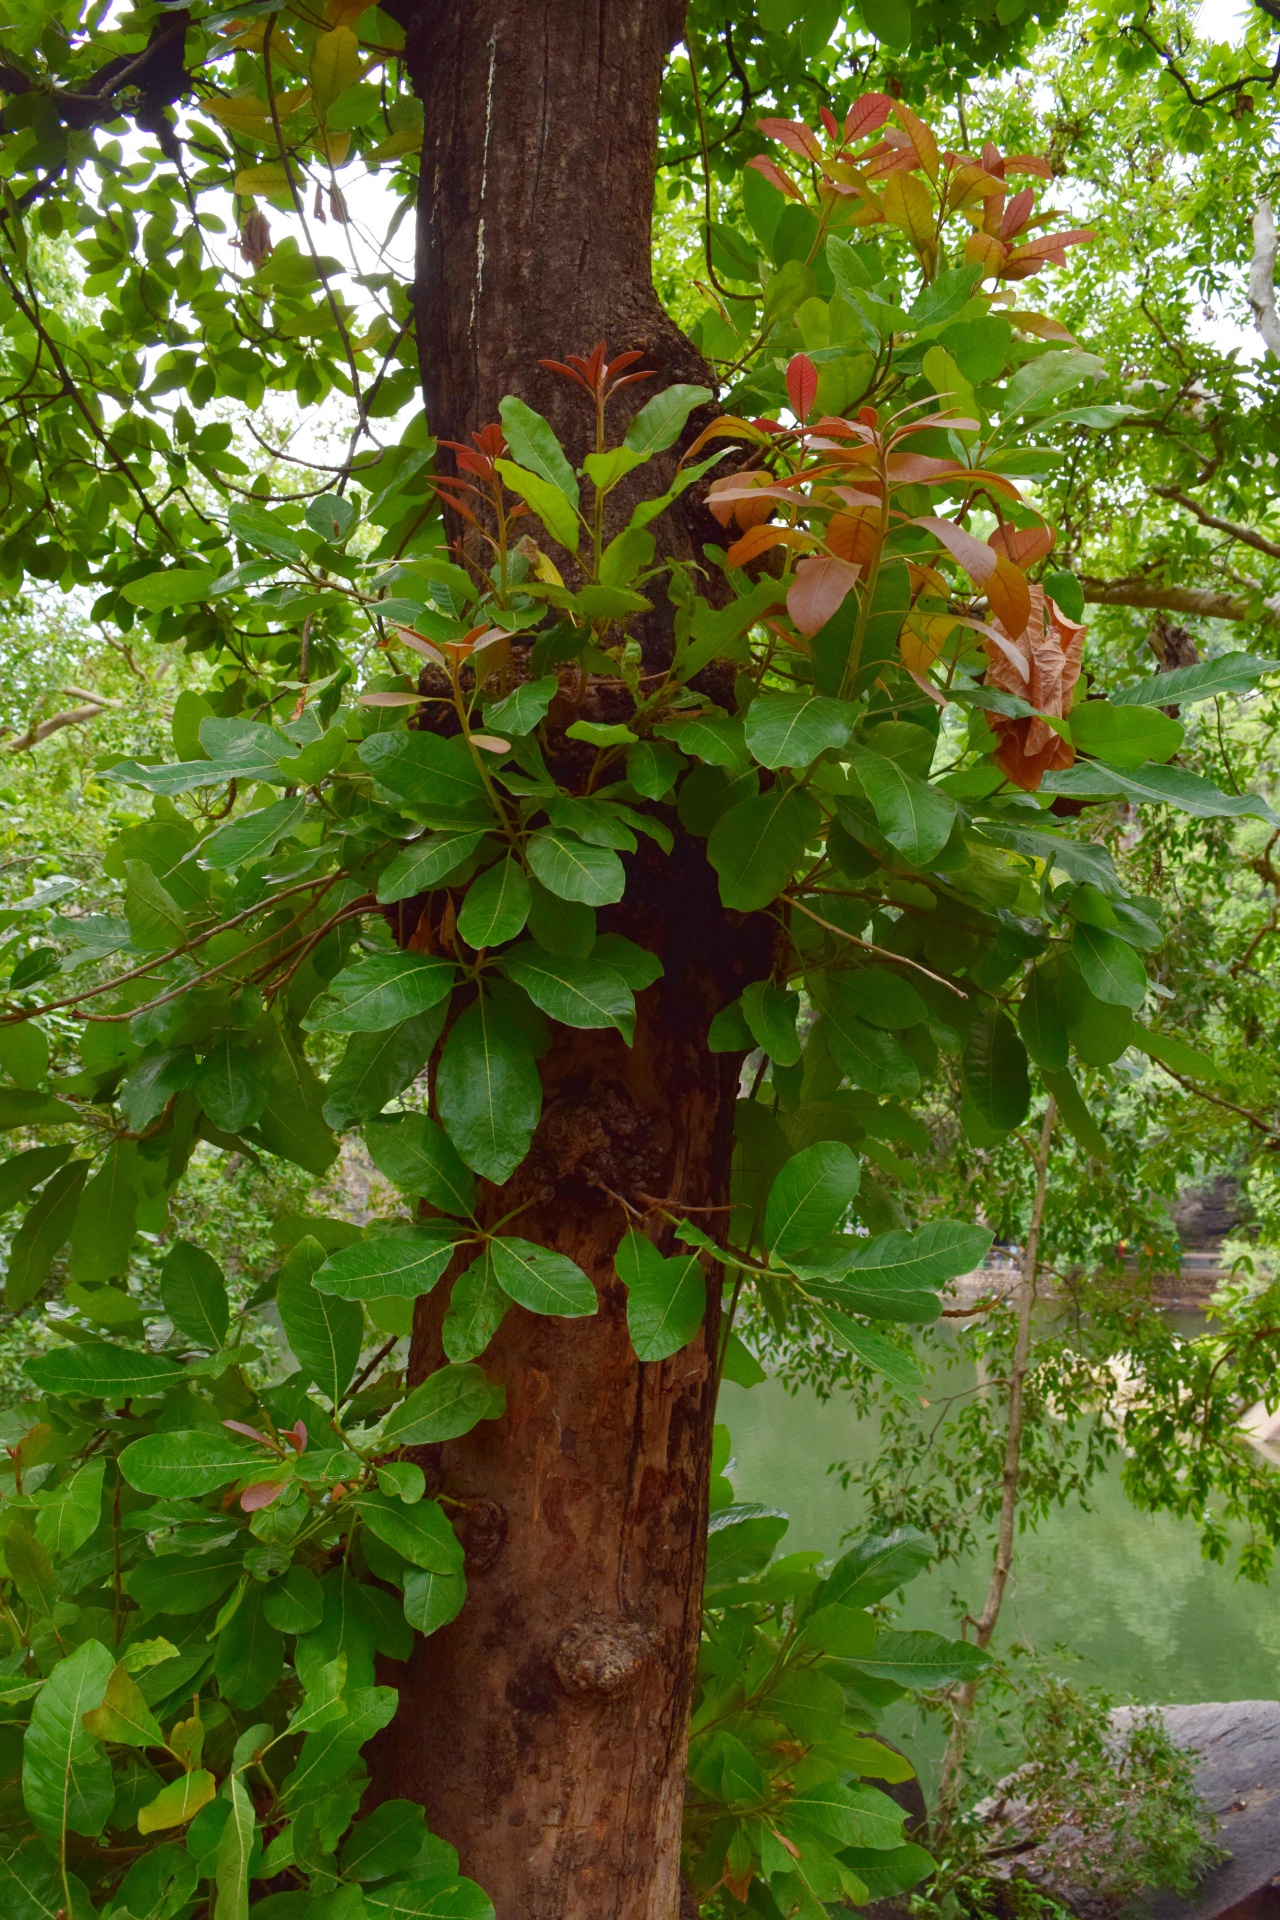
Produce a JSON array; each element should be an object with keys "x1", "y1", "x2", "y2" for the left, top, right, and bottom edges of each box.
[
  {"x1": 653, "y1": 714, "x2": 749, "y2": 772},
  {"x1": 0, "y1": 1087, "x2": 76, "y2": 1129},
  {"x1": 118, "y1": 1842, "x2": 200, "y2": 1920},
  {"x1": 201, "y1": 799, "x2": 306, "y2": 872},
  {"x1": 125, "y1": 1552, "x2": 242, "y2": 1615},
  {"x1": 276, "y1": 1236, "x2": 363, "y2": 1407},
  {"x1": 852, "y1": 1628, "x2": 990, "y2": 1687},
  {"x1": 124, "y1": 859, "x2": 187, "y2": 949},
  {"x1": 322, "y1": 1010, "x2": 444, "y2": 1131},
  {"x1": 364, "y1": 1113, "x2": 476, "y2": 1215},
  {"x1": 852, "y1": 750, "x2": 955, "y2": 866},
  {"x1": 34, "y1": 1459, "x2": 105, "y2": 1560},
  {"x1": 214, "y1": 1772, "x2": 256, "y2": 1920},
  {"x1": 26, "y1": 1341, "x2": 185, "y2": 1398},
  {"x1": 457, "y1": 857, "x2": 531, "y2": 948},
  {"x1": 197, "y1": 1036, "x2": 269, "y2": 1133},
  {"x1": 483, "y1": 676, "x2": 559, "y2": 738},
  {"x1": 745, "y1": 692, "x2": 853, "y2": 769},
  {"x1": 137, "y1": 1771, "x2": 218, "y2": 1834},
  {"x1": 118, "y1": 1429, "x2": 258, "y2": 1497},
  {"x1": 1135, "y1": 1024, "x2": 1228, "y2": 1084},
  {"x1": 815, "y1": 986, "x2": 921, "y2": 1099},
  {"x1": 1113, "y1": 651, "x2": 1280, "y2": 708},
  {"x1": 822, "y1": 1527, "x2": 933, "y2": 1607},
  {"x1": 436, "y1": 996, "x2": 541, "y2": 1182},
  {"x1": 442, "y1": 1249, "x2": 509, "y2": 1362},
  {"x1": 340, "y1": 1801, "x2": 430, "y2": 1882},
  {"x1": 214, "y1": 1584, "x2": 284, "y2": 1709},
  {"x1": 1019, "y1": 964, "x2": 1069, "y2": 1071},
  {"x1": 497, "y1": 396, "x2": 579, "y2": 505},
  {"x1": 82, "y1": 1661, "x2": 167, "y2": 1748},
  {"x1": 1071, "y1": 923, "x2": 1147, "y2": 1010},
  {"x1": 499, "y1": 943, "x2": 635, "y2": 1040},
  {"x1": 260, "y1": 1566, "x2": 324, "y2": 1637},
  {"x1": 527, "y1": 879, "x2": 596, "y2": 955},
  {"x1": 313, "y1": 1224, "x2": 457, "y2": 1299},
  {"x1": 123, "y1": 568, "x2": 216, "y2": 610},
  {"x1": 490, "y1": 1235, "x2": 597, "y2": 1317},
  {"x1": 766, "y1": 1143, "x2": 861, "y2": 1261},
  {"x1": 615, "y1": 1230, "x2": 705, "y2": 1361},
  {"x1": 6, "y1": 1162, "x2": 88, "y2": 1308},
  {"x1": 303, "y1": 953, "x2": 456, "y2": 1033},
  {"x1": 360, "y1": 729, "x2": 490, "y2": 816},
  {"x1": 355, "y1": 1493, "x2": 464, "y2": 1573},
  {"x1": 741, "y1": 979, "x2": 801, "y2": 1064},
  {"x1": 809, "y1": 1305, "x2": 923, "y2": 1394},
  {"x1": 962, "y1": 1009, "x2": 1030, "y2": 1131},
  {"x1": 161, "y1": 1239, "x2": 230, "y2": 1348},
  {"x1": 706, "y1": 1505, "x2": 789, "y2": 1586},
  {"x1": 707, "y1": 786, "x2": 821, "y2": 911},
  {"x1": 842, "y1": 1221, "x2": 993, "y2": 1290},
  {"x1": 495, "y1": 459, "x2": 581, "y2": 553},
  {"x1": 622, "y1": 382, "x2": 711, "y2": 455},
  {"x1": 1069, "y1": 701, "x2": 1182, "y2": 770},
  {"x1": 1041, "y1": 1066, "x2": 1109, "y2": 1161},
  {"x1": 67, "y1": 1141, "x2": 137, "y2": 1286},
  {"x1": 118, "y1": 1049, "x2": 197, "y2": 1132},
  {"x1": 22, "y1": 1638, "x2": 115, "y2": 1842},
  {"x1": 376, "y1": 831, "x2": 491, "y2": 904},
  {"x1": 526, "y1": 829, "x2": 625, "y2": 906},
  {"x1": 0, "y1": 1145, "x2": 71, "y2": 1216},
  {"x1": 384, "y1": 1363, "x2": 504, "y2": 1445},
  {"x1": 786, "y1": 1780, "x2": 905, "y2": 1850},
  {"x1": 1043, "y1": 758, "x2": 1280, "y2": 829},
  {"x1": 0, "y1": 1019, "x2": 49, "y2": 1088},
  {"x1": 402, "y1": 1567, "x2": 467, "y2": 1637},
  {"x1": 257, "y1": 1036, "x2": 339, "y2": 1176},
  {"x1": 836, "y1": 965, "x2": 927, "y2": 1032},
  {"x1": 802, "y1": 1602, "x2": 876, "y2": 1657},
  {"x1": 281, "y1": 1685, "x2": 398, "y2": 1806}
]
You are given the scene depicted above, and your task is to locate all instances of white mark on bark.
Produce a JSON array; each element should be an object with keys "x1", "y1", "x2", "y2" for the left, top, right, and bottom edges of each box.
[
  {"x1": 1250, "y1": 200, "x2": 1280, "y2": 359},
  {"x1": 469, "y1": 31, "x2": 498, "y2": 342}
]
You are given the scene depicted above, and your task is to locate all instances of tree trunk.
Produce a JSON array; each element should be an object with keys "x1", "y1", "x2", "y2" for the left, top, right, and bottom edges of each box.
[
  {"x1": 367, "y1": 10, "x2": 758, "y2": 1907},
  {"x1": 373, "y1": 840, "x2": 771, "y2": 1916},
  {"x1": 393, "y1": 0, "x2": 707, "y2": 465}
]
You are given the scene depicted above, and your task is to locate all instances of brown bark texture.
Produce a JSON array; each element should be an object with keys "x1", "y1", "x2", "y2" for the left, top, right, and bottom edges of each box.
[
  {"x1": 374, "y1": 843, "x2": 771, "y2": 1917},
  {"x1": 367, "y1": 7, "x2": 760, "y2": 1913},
  {"x1": 394, "y1": 0, "x2": 704, "y2": 463}
]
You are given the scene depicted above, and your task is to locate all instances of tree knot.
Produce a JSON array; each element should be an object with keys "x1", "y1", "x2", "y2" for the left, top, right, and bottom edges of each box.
[{"x1": 553, "y1": 1613, "x2": 652, "y2": 1695}]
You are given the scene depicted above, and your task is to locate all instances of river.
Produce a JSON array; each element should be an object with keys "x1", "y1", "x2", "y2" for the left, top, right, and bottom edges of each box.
[{"x1": 721, "y1": 1372, "x2": 1280, "y2": 1786}]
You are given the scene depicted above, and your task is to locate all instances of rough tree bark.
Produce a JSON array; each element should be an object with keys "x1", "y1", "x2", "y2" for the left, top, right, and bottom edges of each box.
[{"x1": 368, "y1": 6, "x2": 761, "y2": 1915}]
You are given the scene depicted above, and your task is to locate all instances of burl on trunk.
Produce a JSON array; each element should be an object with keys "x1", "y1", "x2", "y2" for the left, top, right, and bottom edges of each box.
[{"x1": 368, "y1": 4, "x2": 755, "y2": 1913}]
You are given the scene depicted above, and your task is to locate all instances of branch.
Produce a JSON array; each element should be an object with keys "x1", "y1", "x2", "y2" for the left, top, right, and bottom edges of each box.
[
  {"x1": 5, "y1": 702, "x2": 107, "y2": 753},
  {"x1": 1152, "y1": 484, "x2": 1280, "y2": 560},
  {"x1": 1251, "y1": 200, "x2": 1280, "y2": 359},
  {"x1": 1082, "y1": 577, "x2": 1280, "y2": 624}
]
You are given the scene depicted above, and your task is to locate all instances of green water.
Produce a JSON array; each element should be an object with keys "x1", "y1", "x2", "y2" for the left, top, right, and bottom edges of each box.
[{"x1": 720, "y1": 1375, "x2": 1280, "y2": 1778}]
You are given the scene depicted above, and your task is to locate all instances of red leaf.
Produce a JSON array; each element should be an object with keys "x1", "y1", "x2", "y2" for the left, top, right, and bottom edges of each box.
[
  {"x1": 787, "y1": 554, "x2": 862, "y2": 636},
  {"x1": 757, "y1": 116, "x2": 823, "y2": 161},
  {"x1": 819, "y1": 106, "x2": 838, "y2": 141},
  {"x1": 914, "y1": 515, "x2": 996, "y2": 587},
  {"x1": 747, "y1": 155, "x2": 803, "y2": 201},
  {"x1": 988, "y1": 523, "x2": 1053, "y2": 567},
  {"x1": 223, "y1": 1420, "x2": 272, "y2": 1447},
  {"x1": 1000, "y1": 187, "x2": 1035, "y2": 241},
  {"x1": 786, "y1": 353, "x2": 819, "y2": 423},
  {"x1": 843, "y1": 92, "x2": 894, "y2": 142},
  {"x1": 240, "y1": 1481, "x2": 287, "y2": 1512},
  {"x1": 1004, "y1": 153, "x2": 1054, "y2": 179}
]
